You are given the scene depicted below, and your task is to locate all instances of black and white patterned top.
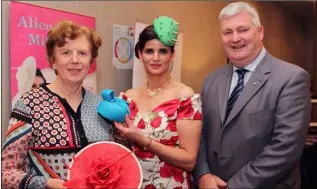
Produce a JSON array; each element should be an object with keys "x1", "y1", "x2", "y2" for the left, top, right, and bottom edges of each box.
[{"x1": 2, "y1": 84, "x2": 114, "y2": 189}]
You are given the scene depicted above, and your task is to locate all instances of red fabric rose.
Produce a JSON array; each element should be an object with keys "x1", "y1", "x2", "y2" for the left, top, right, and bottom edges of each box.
[
  {"x1": 177, "y1": 98, "x2": 194, "y2": 119},
  {"x1": 144, "y1": 184, "x2": 157, "y2": 189},
  {"x1": 154, "y1": 99, "x2": 180, "y2": 117},
  {"x1": 173, "y1": 186, "x2": 182, "y2": 189},
  {"x1": 193, "y1": 111, "x2": 202, "y2": 120},
  {"x1": 85, "y1": 157, "x2": 121, "y2": 189},
  {"x1": 133, "y1": 146, "x2": 155, "y2": 159},
  {"x1": 150, "y1": 116, "x2": 162, "y2": 128},
  {"x1": 63, "y1": 157, "x2": 121, "y2": 189},
  {"x1": 129, "y1": 101, "x2": 138, "y2": 119},
  {"x1": 160, "y1": 136, "x2": 179, "y2": 146},
  {"x1": 180, "y1": 97, "x2": 192, "y2": 107},
  {"x1": 64, "y1": 142, "x2": 142, "y2": 189},
  {"x1": 160, "y1": 162, "x2": 184, "y2": 183},
  {"x1": 121, "y1": 95, "x2": 128, "y2": 101},
  {"x1": 137, "y1": 119, "x2": 146, "y2": 129},
  {"x1": 166, "y1": 121, "x2": 177, "y2": 132}
]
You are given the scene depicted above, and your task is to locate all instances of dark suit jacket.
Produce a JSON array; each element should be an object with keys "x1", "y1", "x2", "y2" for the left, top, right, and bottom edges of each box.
[{"x1": 193, "y1": 52, "x2": 311, "y2": 189}]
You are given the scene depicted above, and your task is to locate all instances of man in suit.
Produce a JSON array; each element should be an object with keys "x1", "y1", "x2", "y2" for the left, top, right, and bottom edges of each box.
[{"x1": 193, "y1": 2, "x2": 311, "y2": 189}]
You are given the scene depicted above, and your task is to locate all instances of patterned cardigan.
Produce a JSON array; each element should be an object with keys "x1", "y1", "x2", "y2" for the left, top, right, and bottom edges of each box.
[{"x1": 1, "y1": 86, "x2": 114, "y2": 189}]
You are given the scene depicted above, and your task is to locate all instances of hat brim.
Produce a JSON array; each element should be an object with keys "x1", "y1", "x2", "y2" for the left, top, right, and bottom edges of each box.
[
  {"x1": 67, "y1": 141, "x2": 143, "y2": 189},
  {"x1": 16, "y1": 56, "x2": 37, "y2": 93}
]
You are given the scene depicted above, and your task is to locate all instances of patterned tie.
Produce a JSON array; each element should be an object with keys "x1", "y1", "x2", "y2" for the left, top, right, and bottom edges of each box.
[{"x1": 226, "y1": 69, "x2": 248, "y2": 116}]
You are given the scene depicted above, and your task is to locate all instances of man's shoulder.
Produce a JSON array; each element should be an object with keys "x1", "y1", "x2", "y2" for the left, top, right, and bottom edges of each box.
[
  {"x1": 267, "y1": 53, "x2": 309, "y2": 78},
  {"x1": 204, "y1": 64, "x2": 230, "y2": 82}
]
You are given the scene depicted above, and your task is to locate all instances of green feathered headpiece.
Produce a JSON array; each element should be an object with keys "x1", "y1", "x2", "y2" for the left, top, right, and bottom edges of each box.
[{"x1": 153, "y1": 16, "x2": 179, "y2": 46}]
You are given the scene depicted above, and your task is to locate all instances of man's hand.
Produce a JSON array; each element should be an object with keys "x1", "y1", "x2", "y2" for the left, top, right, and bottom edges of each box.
[
  {"x1": 198, "y1": 173, "x2": 228, "y2": 189},
  {"x1": 46, "y1": 179, "x2": 66, "y2": 189}
]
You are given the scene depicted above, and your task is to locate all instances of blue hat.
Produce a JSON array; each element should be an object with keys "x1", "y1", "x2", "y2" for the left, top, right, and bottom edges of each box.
[{"x1": 97, "y1": 89, "x2": 129, "y2": 123}]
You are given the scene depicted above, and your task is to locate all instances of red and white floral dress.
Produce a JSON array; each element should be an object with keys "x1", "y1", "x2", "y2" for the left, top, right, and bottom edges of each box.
[{"x1": 120, "y1": 93, "x2": 202, "y2": 189}]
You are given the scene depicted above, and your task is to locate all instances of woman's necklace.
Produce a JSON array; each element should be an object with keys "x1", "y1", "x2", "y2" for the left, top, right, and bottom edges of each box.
[{"x1": 146, "y1": 78, "x2": 172, "y2": 97}]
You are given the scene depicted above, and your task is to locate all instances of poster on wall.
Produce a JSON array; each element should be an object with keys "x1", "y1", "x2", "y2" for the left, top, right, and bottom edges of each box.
[
  {"x1": 112, "y1": 24, "x2": 134, "y2": 69},
  {"x1": 132, "y1": 22, "x2": 183, "y2": 88},
  {"x1": 10, "y1": 1, "x2": 97, "y2": 108}
]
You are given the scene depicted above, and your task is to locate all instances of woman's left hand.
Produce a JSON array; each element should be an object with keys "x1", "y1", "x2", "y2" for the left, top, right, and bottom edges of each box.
[{"x1": 114, "y1": 115, "x2": 148, "y2": 146}]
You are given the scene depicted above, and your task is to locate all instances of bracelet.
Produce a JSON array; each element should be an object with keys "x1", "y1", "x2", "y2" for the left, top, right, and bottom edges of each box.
[{"x1": 143, "y1": 135, "x2": 153, "y2": 151}]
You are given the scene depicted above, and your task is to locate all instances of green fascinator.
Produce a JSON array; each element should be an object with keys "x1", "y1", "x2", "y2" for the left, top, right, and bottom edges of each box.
[{"x1": 153, "y1": 16, "x2": 179, "y2": 46}]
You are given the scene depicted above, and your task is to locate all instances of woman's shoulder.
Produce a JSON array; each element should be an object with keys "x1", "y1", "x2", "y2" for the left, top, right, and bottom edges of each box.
[
  {"x1": 123, "y1": 88, "x2": 137, "y2": 97},
  {"x1": 172, "y1": 82, "x2": 201, "y2": 106},
  {"x1": 12, "y1": 87, "x2": 50, "y2": 114},
  {"x1": 17, "y1": 86, "x2": 53, "y2": 106},
  {"x1": 119, "y1": 87, "x2": 141, "y2": 101},
  {"x1": 83, "y1": 89, "x2": 104, "y2": 105},
  {"x1": 178, "y1": 85, "x2": 194, "y2": 97},
  {"x1": 21, "y1": 86, "x2": 47, "y2": 98},
  {"x1": 174, "y1": 82, "x2": 196, "y2": 98}
]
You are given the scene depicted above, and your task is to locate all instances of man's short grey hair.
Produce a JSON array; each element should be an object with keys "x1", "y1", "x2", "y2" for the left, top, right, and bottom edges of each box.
[{"x1": 219, "y1": 2, "x2": 261, "y2": 27}]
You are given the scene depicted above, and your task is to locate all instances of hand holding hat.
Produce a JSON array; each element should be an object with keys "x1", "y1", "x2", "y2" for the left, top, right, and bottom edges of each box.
[{"x1": 97, "y1": 89, "x2": 130, "y2": 123}]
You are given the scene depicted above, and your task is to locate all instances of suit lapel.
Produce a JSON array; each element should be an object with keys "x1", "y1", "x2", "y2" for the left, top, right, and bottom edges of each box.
[
  {"x1": 218, "y1": 64, "x2": 233, "y2": 125},
  {"x1": 224, "y1": 54, "x2": 272, "y2": 127}
]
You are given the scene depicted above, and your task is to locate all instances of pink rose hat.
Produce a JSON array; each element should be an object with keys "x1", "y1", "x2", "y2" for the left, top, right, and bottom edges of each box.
[{"x1": 63, "y1": 141, "x2": 143, "y2": 189}]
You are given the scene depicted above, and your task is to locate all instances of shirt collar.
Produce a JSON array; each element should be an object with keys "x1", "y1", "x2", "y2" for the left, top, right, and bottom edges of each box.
[{"x1": 232, "y1": 47, "x2": 266, "y2": 72}]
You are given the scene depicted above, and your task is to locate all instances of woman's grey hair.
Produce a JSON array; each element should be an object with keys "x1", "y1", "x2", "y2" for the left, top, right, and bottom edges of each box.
[{"x1": 219, "y1": 2, "x2": 261, "y2": 27}]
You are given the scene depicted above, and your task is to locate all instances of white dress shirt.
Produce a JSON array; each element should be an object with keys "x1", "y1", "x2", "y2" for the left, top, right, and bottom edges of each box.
[{"x1": 228, "y1": 47, "x2": 267, "y2": 98}]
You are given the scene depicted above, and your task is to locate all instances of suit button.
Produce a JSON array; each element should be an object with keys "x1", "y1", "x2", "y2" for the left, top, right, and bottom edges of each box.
[{"x1": 213, "y1": 151, "x2": 218, "y2": 156}]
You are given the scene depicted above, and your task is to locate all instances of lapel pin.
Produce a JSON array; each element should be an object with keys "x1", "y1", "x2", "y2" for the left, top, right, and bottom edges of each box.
[{"x1": 253, "y1": 82, "x2": 257, "y2": 85}]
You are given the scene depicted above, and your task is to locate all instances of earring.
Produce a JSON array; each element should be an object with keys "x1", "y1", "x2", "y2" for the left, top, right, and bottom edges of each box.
[{"x1": 168, "y1": 61, "x2": 173, "y2": 73}]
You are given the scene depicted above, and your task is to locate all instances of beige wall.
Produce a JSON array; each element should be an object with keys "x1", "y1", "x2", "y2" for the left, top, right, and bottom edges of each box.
[{"x1": 1, "y1": 1, "x2": 308, "y2": 143}]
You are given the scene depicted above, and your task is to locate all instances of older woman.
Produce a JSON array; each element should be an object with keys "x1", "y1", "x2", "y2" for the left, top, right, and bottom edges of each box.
[
  {"x1": 114, "y1": 16, "x2": 202, "y2": 189},
  {"x1": 1, "y1": 20, "x2": 113, "y2": 189}
]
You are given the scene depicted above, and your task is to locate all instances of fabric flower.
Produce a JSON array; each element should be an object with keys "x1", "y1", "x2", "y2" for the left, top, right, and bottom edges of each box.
[
  {"x1": 85, "y1": 157, "x2": 121, "y2": 189},
  {"x1": 137, "y1": 119, "x2": 145, "y2": 129},
  {"x1": 177, "y1": 98, "x2": 194, "y2": 119},
  {"x1": 63, "y1": 142, "x2": 142, "y2": 189},
  {"x1": 154, "y1": 99, "x2": 179, "y2": 117},
  {"x1": 160, "y1": 136, "x2": 179, "y2": 146},
  {"x1": 133, "y1": 146, "x2": 155, "y2": 159},
  {"x1": 166, "y1": 121, "x2": 177, "y2": 132},
  {"x1": 193, "y1": 111, "x2": 202, "y2": 120},
  {"x1": 129, "y1": 101, "x2": 138, "y2": 118},
  {"x1": 144, "y1": 184, "x2": 157, "y2": 189},
  {"x1": 160, "y1": 162, "x2": 184, "y2": 183},
  {"x1": 120, "y1": 94, "x2": 128, "y2": 101},
  {"x1": 150, "y1": 116, "x2": 162, "y2": 128},
  {"x1": 173, "y1": 186, "x2": 182, "y2": 189}
]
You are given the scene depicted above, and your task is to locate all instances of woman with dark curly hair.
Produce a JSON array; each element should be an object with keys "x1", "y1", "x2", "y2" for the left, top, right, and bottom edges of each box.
[{"x1": 1, "y1": 20, "x2": 114, "y2": 189}]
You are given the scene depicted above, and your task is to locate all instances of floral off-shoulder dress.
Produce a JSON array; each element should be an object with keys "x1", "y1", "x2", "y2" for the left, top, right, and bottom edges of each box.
[{"x1": 120, "y1": 93, "x2": 202, "y2": 189}]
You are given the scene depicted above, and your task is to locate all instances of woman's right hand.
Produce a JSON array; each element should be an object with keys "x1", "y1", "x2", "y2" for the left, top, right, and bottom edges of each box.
[{"x1": 46, "y1": 179, "x2": 66, "y2": 189}]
